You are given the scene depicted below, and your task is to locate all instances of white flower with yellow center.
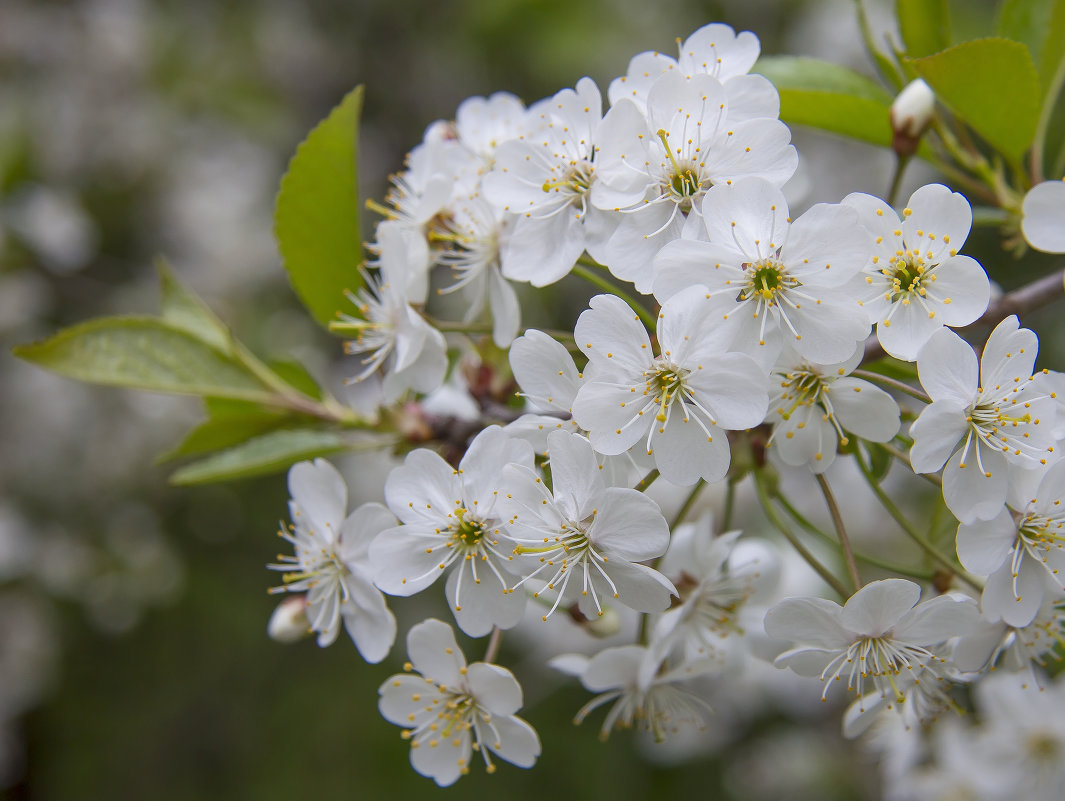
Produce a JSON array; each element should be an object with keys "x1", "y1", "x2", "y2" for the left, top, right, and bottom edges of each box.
[
  {"x1": 765, "y1": 579, "x2": 979, "y2": 703},
  {"x1": 957, "y1": 461, "x2": 1065, "y2": 626},
  {"x1": 654, "y1": 177, "x2": 871, "y2": 366},
  {"x1": 379, "y1": 619, "x2": 540, "y2": 786},
  {"x1": 910, "y1": 317, "x2": 1059, "y2": 523},
  {"x1": 608, "y1": 22, "x2": 780, "y2": 122},
  {"x1": 843, "y1": 184, "x2": 991, "y2": 361},
  {"x1": 481, "y1": 77, "x2": 614, "y2": 286},
  {"x1": 267, "y1": 459, "x2": 397, "y2": 663},
  {"x1": 369, "y1": 426, "x2": 534, "y2": 637},
  {"x1": 571, "y1": 287, "x2": 769, "y2": 486},
  {"x1": 767, "y1": 345, "x2": 900, "y2": 473},
  {"x1": 499, "y1": 430, "x2": 675, "y2": 620},
  {"x1": 591, "y1": 72, "x2": 796, "y2": 292}
]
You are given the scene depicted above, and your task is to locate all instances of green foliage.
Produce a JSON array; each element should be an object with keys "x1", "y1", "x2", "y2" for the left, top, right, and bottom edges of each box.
[
  {"x1": 158, "y1": 411, "x2": 291, "y2": 461},
  {"x1": 168, "y1": 429, "x2": 353, "y2": 485},
  {"x1": 997, "y1": 0, "x2": 1065, "y2": 97},
  {"x1": 897, "y1": 0, "x2": 950, "y2": 58},
  {"x1": 274, "y1": 86, "x2": 365, "y2": 330},
  {"x1": 156, "y1": 258, "x2": 234, "y2": 354},
  {"x1": 13, "y1": 317, "x2": 274, "y2": 401},
  {"x1": 754, "y1": 56, "x2": 901, "y2": 149},
  {"x1": 912, "y1": 38, "x2": 1041, "y2": 161}
]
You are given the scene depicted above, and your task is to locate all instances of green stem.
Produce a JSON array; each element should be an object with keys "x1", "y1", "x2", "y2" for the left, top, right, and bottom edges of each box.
[
  {"x1": 776, "y1": 494, "x2": 934, "y2": 580},
  {"x1": 571, "y1": 263, "x2": 658, "y2": 332},
  {"x1": 886, "y1": 154, "x2": 910, "y2": 207},
  {"x1": 634, "y1": 469, "x2": 660, "y2": 493},
  {"x1": 854, "y1": 448, "x2": 982, "y2": 591},
  {"x1": 753, "y1": 471, "x2": 850, "y2": 599},
  {"x1": 815, "y1": 474, "x2": 861, "y2": 592},
  {"x1": 1032, "y1": 56, "x2": 1065, "y2": 184},
  {"x1": 851, "y1": 369, "x2": 931, "y2": 403},
  {"x1": 670, "y1": 479, "x2": 706, "y2": 531},
  {"x1": 720, "y1": 478, "x2": 736, "y2": 535}
]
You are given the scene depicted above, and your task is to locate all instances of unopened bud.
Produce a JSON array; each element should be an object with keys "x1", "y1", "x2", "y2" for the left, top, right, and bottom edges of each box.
[
  {"x1": 890, "y1": 79, "x2": 935, "y2": 157},
  {"x1": 267, "y1": 595, "x2": 311, "y2": 643},
  {"x1": 585, "y1": 605, "x2": 622, "y2": 638}
]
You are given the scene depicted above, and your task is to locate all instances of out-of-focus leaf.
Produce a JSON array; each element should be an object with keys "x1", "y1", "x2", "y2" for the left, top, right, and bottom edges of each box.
[
  {"x1": 897, "y1": 0, "x2": 950, "y2": 58},
  {"x1": 155, "y1": 258, "x2": 233, "y2": 353},
  {"x1": 997, "y1": 0, "x2": 1065, "y2": 96},
  {"x1": 268, "y1": 359, "x2": 324, "y2": 400},
  {"x1": 912, "y1": 38, "x2": 1041, "y2": 160},
  {"x1": 863, "y1": 442, "x2": 893, "y2": 483},
  {"x1": 157, "y1": 413, "x2": 291, "y2": 462},
  {"x1": 275, "y1": 86, "x2": 364, "y2": 330},
  {"x1": 168, "y1": 429, "x2": 351, "y2": 485},
  {"x1": 12, "y1": 317, "x2": 273, "y2": 401},
  {"x1": 754, "y1": 56, "x2": 898, "y2": 148}
]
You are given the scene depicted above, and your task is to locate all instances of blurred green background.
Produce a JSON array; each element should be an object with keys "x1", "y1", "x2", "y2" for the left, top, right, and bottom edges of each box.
[{"x1": 1, "y1": 0, "x2": 1050, "y2": 798}]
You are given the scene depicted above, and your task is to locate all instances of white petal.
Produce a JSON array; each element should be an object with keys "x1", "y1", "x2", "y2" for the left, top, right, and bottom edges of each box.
[
  {"x1": 581, "y1": 644, "x2": 643, "y2": 691},
  {"x1": 982, "y1": 559, "x2": 1043, "y2": 626},
  {"x1": 903, "y1": 183, "x2": 972, "y2": 264},
  {"x1": 908, "y1": 400, "x2": 967, "y2": 473},
  {"x1": 942, "y1": 447, "x2": 1008, "y2": 524},
  {"x1": 484, "y1": 715, "x2": 540, "y2": 769},
  {"x1": 651, "y1": 410, "x2": 731, "y2": 485},
  {"x1": 894, "y1": 594, "x2": 980, "y2": 644},
  {"x1": 467, "y1": 662, "x2": 523, "y2": 716},
  {"x1": 343, "y1": 591, "x2": 397, "y2": 664},
  {"x1": 407, "y1": 618, "x2": 465, "y2": 688},
  {"x1": 574, "y1": 293, "x2": 653, "y2": 374},
  {"x1": 340, "y1": 502, "x2": 397, "y2": 565},
  {"x1": 916, "y1": 328, "x2": 978, "y2": 403},
  {"x1": 828, "y1": 378, "x2": 900, "y2": 442},
  {"x1": 840, "y1": 579, "x2": 921, "y2": 636},
  {"x1": 546, "y1": 430, "x2": 605, "y2": 520},
  {"x1": 781, "y1": 202, "x2": 866, "y2": 283},
  {"x1": 701, "y1": 177, "x2": 790, "y2": 261},
  {"x1": 924, "y1": 255, "x2": 990, "y2": 326},
  {"x1": 763, "y1": 597, "x2": 849, "y2": 649},
  {"x1": 508, "y1": 329, "x2": 581, "y2": 413},
  {"x1": 378, "y1": 674, "x2": 442, "y2": 725},
  {"x1": 369, "y1": 525, "x2": 449, "y2": 596},
  {"x1": 445, "y1": 565, "x2": 525, "y2": 637},
  {"x1": 288, "y1": 459, "x2": 347, "y2": 537},
  {"x1": 956, "y1": 509, "x2": 1017, "y2": 575},
  {"x1": 1021, "y1": 179, "x2": 1065, "y2": 253}
]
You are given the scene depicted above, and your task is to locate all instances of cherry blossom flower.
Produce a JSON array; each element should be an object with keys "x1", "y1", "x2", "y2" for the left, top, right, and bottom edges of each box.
[
  {"x1": 766, "y1": 344, "x2": 900, "y2": 472},
  {"x1": 608, "y1": 22, "x2": 780, "y2": 122},
  {"x1": 654, "y1": 177, "x2": 870, "y2": 366},
  {"x1": 550, "y1": 645, "x2": 716, "y2": 742},
  {"x1": 1021, "y1": 179, "x2": 1065, "y2": 254},
  {"x1": 378, "y1": 619, "x2": 540, "y2": 786},
  {"x1": 765, "y1": 578, "x2": 979, "y2": 702},
  {"x1": 499, "y1": 430, "x2": 676, "y2": 620},
  {"x1": 910, "y1": 318, "x2": 1059, "y2": 523},
  {"x1": 482, "y1": 77, "x2": 614, "y2": 286},
  {"x1": 843, "y1": 184, "x2": 990, "y2": 361},
  {"x1": 267, "y1": 459, "x2": 397, "y2": 663},
  {"x1": 592, "y1": 72, "x2": 795, "y2": 292},
  {"x1": 369, "y1": 426, "x2": 533, "y2": 637},
  {"x1": 571, "y1": 288, "x2": 769, "y2": 485},
  {"x1": 956, "y1": 461, "x2": 1065, "y2": 626}
]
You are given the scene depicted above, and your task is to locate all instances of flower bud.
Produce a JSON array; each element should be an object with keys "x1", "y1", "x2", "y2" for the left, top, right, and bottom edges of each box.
[
  {"x1": 267, "y1": 595, "x2": 311, "y2": 643},
  {"x1": 890, "y1": 79, "x2": 935, "y2": 157}
]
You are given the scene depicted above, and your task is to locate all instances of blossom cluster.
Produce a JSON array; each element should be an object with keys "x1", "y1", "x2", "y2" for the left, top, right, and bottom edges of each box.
[{"x1": 264, "y1": 21, "x2": 1065, "y2": 794}]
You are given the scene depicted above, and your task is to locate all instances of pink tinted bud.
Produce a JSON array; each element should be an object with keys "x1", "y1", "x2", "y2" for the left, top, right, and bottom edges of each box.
[{"x1": 267, "y1": 595, "x2": 310, "y2": 643}]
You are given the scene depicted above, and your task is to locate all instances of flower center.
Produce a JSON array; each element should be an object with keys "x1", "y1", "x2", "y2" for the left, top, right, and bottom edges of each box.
[
  {"x1": 542, "y1": 160, "x2": 594, "y2": 198},
  {"x1": 451, "y1": 507, "x2": 486, "y2": 548},
  {"x1": 646, "y1": 360, "x2": 691, "y2": 422},
  {"x1": 1019, "y1": 512, "x2": 1065, "y2": 552},
  {"x1": 886, "y1": 252, "x2": 927, "y2": 301},
  {"x1": 740, "y1": 259, "x2": 796, "y2": 305}
]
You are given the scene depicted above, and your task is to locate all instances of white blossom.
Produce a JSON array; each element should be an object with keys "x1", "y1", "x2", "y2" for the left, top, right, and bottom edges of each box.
[
  {"x1": 843, "y1": 184, "x2": 990, "y2": 361},
  {"x1": 910, "y1": 318, "x2": 1059, "y2": 523},
  {"x1": 378, "y1": 619, "x2": 540, "y2": 785},
  {"x1": 1021, "y1": 178, "x2": 1065, "y2": 254},
  {"x1": 267, "y1": 459, "x2": 397, "y2": 663},
  {"x1": 571, "y1": 288, "x2": 769, "y2": 486},
  {"x1": 499, "y1": 430, "x2": 676, "y2": 620},
  {"x1": 369, "y1": 426, "x2": 533, "y2": 637}
]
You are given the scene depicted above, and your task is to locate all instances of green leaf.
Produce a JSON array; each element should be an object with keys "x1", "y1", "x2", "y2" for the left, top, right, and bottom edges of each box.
[
  {"x1": 268, "y1": 359, "x2": 324, "y2": 400},
  {"x1": 155, "y1": 257, "x2": 233, "y2": 353},
  {"x1": 897, "y1": 0, "x2": 950, "y2": 58},
  {"x1": 13, "y1": 317, "x2": 274, "y2": 401},
  {"x1": 912, "y1": 38, "x2": 1041, "y2": 160},
  {"x1": 997, "y1": 0, "x2": 1065, "y2": 96},
  {"x1": 157, "y1": 412, "x2": 291, "y2": 462},
  {"x1": 754, "y1": 56, "x2": 897, "y2": 148},
  {"x1": 168, "y1": 429, "x2": 352, "y2": 485},
  {"x1": 275, "y1": 86, "x2": 365, "y2": 329}
]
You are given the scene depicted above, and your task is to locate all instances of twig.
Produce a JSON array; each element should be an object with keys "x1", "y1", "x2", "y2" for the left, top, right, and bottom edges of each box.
[{"x1": 815, "y1": 474, "x2": 862, "y2": 592}]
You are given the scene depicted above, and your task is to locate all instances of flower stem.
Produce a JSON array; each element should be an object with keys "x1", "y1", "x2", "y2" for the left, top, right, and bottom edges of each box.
[
  {"x1": 753, "y1": 471, "x2": 850, "y2": 599},
  {"x1": 853, "y1": 448, "x2": 982, "y2": 591},
  {"x1": 634, "y1": 469, "x2": 660, "y2": 493},
  {"x1": 720, "y1": 478, "x2": 736, "y2": 535},
  {"x1": 670, "y1": 479, "x2": 706, "y2": 530},
  {"x1": 851, "y1": 369, "x2": 931, "y2": 403},
  {"x1": 776, "y1": 494, "x2": 934, "y2": 580},
  {"x1": 815, "y1": 474, "x2": 862, "y2": 592},
  {"x1": 572, "y1": 261, "x2": 658, "y2": 332},
  {"x1": 886, "y1": 154, "x2": 910, "y2": 207}
]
